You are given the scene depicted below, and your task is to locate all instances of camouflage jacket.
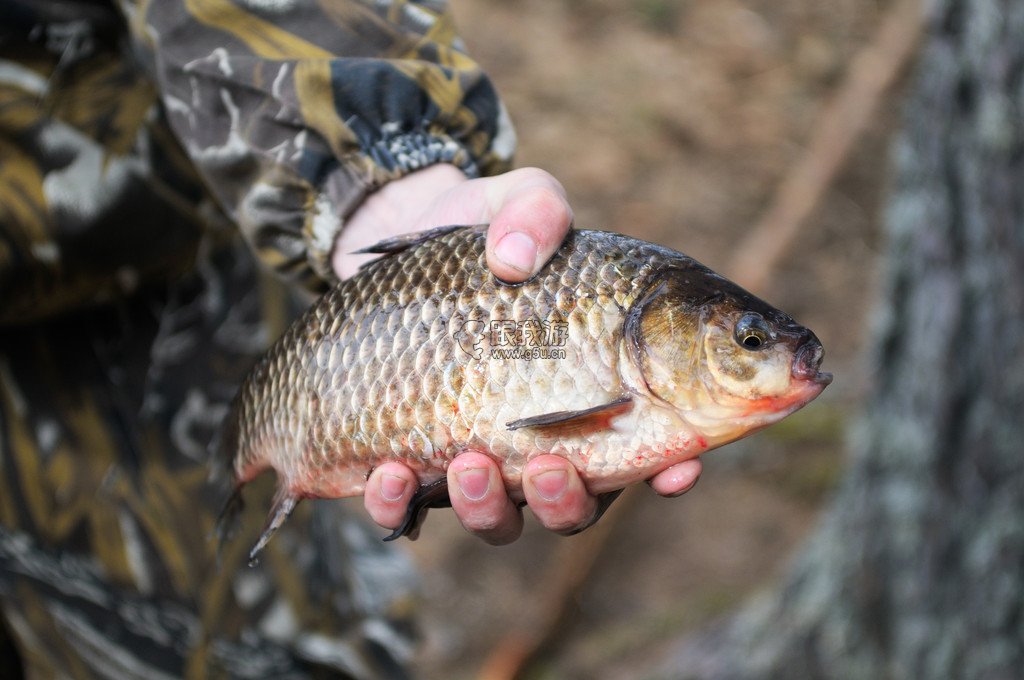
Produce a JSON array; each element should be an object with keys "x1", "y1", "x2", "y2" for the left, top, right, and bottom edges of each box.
[{"x1": 0, "y1": 1, "x2": 513, "y2": 677}]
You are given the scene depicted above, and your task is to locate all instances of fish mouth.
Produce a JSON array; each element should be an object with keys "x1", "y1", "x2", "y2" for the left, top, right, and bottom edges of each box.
[{"x1": 792, "y1": 339, "x2": 833, "y2": 386}]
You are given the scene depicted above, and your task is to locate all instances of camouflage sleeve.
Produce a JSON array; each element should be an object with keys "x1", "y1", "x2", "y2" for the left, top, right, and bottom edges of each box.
[
  {"x1": 0, "y1": 2, "x2": 210, "y2": 326},
  {"x1": 129, "y1": 0, "x2": 516, "y2": 289}
]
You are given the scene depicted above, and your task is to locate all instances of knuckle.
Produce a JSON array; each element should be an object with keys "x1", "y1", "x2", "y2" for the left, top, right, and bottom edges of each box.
[
  {"x1": 524, "y1": 186, "x2": 571, "y2": 223},
  {"x1": 465, "y1": 514, "x2": 518, "y2": 545},
  {"x1": 465, "y1": 513, "x2": 504, "y2": 534},
  {"x1": 513, "y1": 166, "x2": 559, "y2": 187},
  {"x1": 539, "y1": 505, "x2": 593, "y2": 534}
]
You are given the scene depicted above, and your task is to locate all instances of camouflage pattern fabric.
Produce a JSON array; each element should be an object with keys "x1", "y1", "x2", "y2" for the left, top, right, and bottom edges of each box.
[{"x1": 0, "y1": 1, "x2": 514, "y2": 677}]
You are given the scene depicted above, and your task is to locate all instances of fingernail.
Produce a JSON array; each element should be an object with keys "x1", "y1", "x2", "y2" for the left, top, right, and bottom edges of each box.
[
  {"x1": 666, "y1": 475, "x2": 700, "y2": 498},
  {"x1": 380, "y1": 474, "x2": 408, "y2": 502},
  {"x1": 685, "y1": 474, "x2": 701, "y2": 492},
  {"x1": 457, "y1": 468, "x2": 490, "y2": 501},
  {"x1": 495, "y1": 231, "x2": 537, "y2": 274},
  {"x1": 531, "y1": 469, "x2": 568, "y2": 502}
]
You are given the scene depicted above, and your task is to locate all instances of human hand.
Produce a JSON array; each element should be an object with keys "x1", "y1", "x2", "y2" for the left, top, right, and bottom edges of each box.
[
  {"x1": 333, "y1": 164, "x2": 575, "y2": 282},
  {"x1": 364, "y1": 453, "x2": 702, "y2": 545},
  {"x1": 337, "y1": 164, "x2": 703, "y2": 544}
]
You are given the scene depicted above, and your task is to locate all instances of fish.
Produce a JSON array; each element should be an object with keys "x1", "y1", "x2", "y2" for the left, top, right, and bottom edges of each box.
[{"x1": 217, "y1": 224, "x2": 831, "y2": 561}]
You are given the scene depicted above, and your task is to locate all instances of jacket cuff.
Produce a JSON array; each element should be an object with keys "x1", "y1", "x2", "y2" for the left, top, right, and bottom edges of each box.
[{"x1": 306, "y1": 131, "x2": 482, "y2": 283}]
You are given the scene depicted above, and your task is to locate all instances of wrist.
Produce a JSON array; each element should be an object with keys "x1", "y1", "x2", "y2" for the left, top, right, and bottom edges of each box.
[{"x1": 332, "y1": 164, "x2": 468, "y2": 279}]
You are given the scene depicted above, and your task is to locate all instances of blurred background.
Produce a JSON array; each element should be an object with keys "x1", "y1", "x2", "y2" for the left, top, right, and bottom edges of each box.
[{"x1": 395, "y1": 1, "x2": 905, "y2": 677}]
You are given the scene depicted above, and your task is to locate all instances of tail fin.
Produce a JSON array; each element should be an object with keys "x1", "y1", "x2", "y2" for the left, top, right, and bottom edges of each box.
[
  {"x1": 208, "y1": 388, "x2": 299, "y2": 566},
  {"x1": 213, "y1": 483, "x2": 302, "y2": 567}
]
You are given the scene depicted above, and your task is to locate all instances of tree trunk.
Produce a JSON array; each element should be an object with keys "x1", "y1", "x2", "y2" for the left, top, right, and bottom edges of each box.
[{"x1": 653, "y1": 1, "x2": 1024, "y2": 678}]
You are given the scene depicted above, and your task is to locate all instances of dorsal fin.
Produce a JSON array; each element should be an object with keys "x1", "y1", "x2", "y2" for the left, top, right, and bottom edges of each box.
[{"x1": 350, "y1": 224, "x2": 475, "y2": 256}]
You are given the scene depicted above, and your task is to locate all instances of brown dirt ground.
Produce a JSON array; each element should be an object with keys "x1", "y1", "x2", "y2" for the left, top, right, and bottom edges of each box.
[{"x1": 400, "y1": 1, "x2": 906, "y2": 677}]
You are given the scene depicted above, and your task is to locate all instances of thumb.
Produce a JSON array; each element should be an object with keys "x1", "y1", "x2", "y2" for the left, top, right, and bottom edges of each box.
[{"x1": 484, "y1": 168, "x2": 573, "y2": 282}]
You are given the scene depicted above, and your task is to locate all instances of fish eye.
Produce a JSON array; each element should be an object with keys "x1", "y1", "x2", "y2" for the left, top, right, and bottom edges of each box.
[{"x1": 735, "y1": 313, "x2": 770, "y2": 351}]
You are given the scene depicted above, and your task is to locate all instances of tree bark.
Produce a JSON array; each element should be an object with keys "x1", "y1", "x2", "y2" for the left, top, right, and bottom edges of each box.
[{"x1": 654, "y1": 1, "x2": 1024, "y2": 678}]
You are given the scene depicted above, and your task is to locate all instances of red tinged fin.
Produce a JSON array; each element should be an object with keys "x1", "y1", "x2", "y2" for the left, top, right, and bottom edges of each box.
[{"x1": 505, "y1": 396, "x2": 633, "y2": 434}]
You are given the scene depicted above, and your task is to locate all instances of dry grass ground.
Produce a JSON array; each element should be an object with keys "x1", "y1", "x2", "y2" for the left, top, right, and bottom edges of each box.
[{"x1": 398, "y1": 1, "x2": 907, "y2": 677}]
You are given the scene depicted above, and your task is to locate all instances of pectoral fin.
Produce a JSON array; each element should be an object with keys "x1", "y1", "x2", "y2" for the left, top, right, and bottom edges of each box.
[{"x1": 506, "y1": 396, "x2": 633, "y2": 432}]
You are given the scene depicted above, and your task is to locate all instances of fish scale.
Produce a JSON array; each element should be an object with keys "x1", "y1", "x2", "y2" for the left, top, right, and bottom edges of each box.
[{"x1": 220, "y1": 224, "x2": 831, "y2": 559}]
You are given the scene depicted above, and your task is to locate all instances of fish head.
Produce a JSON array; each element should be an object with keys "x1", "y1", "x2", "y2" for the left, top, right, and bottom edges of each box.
[{"x1": 627, "y1": 264, "x2": 832, "y2": 445}]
